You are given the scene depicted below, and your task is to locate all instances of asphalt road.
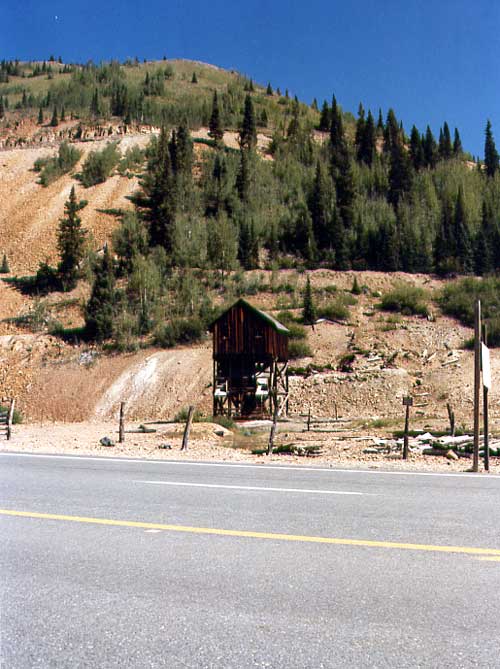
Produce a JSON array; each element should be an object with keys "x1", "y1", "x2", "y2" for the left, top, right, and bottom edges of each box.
[{"x1": 2, "y1": 453, "x2": 500, "y2": 668}]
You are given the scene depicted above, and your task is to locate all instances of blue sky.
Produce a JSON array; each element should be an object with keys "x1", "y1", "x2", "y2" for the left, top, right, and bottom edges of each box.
[{"x1": 2, "y1": 0, "x2": 499, "y2": 156}]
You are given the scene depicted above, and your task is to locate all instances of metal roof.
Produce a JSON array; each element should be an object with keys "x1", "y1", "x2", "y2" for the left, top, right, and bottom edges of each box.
[{"x1": 209, "y1": 298, "x2": 290, "y2": 335}]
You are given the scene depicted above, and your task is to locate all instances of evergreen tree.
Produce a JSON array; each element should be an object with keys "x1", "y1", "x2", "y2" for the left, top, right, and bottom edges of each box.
[
  {"x1": 60, "y1": 105, "x2": 66, "y2": 122},
  {"x1": 236, "y1": 149, "x2": 251, "y2": 202},
  {"x1": 191, "y1": 72, "x2": 198, "y2": 84},
  {"x1": 85, "y1": 245, "x2": 116, "y2": 341},
  {"x1": 318, "y1": 100, "x2": 330, "y2": 131},
  {"x1": 0, "y1": 97, "x2": 4, "y2": 119},
  {"x1": 409, "y1": 125, "x2": 424, "y2": 170},
  {"x1": 377, "y1": 108, "x2": 384, "y2": 133},
  {"x1": 423, "y1": 126, "x2": 438, "y2": 168},
  {"x1": 484, "y1": 120, "x2": 499, "y2": 177},
  {"x1": 358, "y1": 110, "x2": 376, "y2": 166},
  {"x1": 309, "y1": 161, "x2": 333, "y2": 251},
  {"x1": 302, "y1": 276, "x2": 317, "y2": 325},
  {"x1": 37, "y1": 106, "x2": 44, "y2": 125},
  {"x1": 50, "y1": 106, "x2": 58, "y2": 127},
  {"x1": 438, "y1": 122, "x2": 452, "y2": 159},
  {"x1": 354, "y1": 103, "x2": 365, "y2": 158},
  {"x1": 208, "y1": 91, "x2": 223, "y2": 144},
  {"x1": 383, "y1": 109, "x2": 399, "y2": 153},
  {"x1": 434, "y1": 195, "x2": 455, "y2": 274},
  {"x1": 130, "y1": 127, "x2": 176, "y2": 252},
  {"x1": 57, "y1": 186, "x2": 87, "y2": 291},
  {"x1": 388, "y1": 132, "x2": 412, "y2": 208},
  {"x1": 239, "y1": 94, "x2": 257, "y2": 150},
  {"x1": 474, "y1": 200, "x2": 495, "y2": 275},
  {"x1": 454, "y1": 185, "x2": 473, "y2": 273},
  {"x1": 266, "y1": 82, "x2": 273, "y2": 95},
  {"x1": 311, "y1": 98, "x2": 318, "y2": 111},
  {"x1": 453, "y1": 128, "x2": 463, "y2": 156}
]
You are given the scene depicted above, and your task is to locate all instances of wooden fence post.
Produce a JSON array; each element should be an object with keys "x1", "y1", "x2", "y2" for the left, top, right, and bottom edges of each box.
[
  {"x1": 181, "y1": 406, "x2": 195, "y2": 451},
  {"x1": 118, "y1": 402, "x2": 125, "y2": 443},
  {"x1": 7, "y1": 398, "x2": 15, "y2": 441},
  {"x1": 446, "y1": 403, "x2": 455, "y2": 437}
]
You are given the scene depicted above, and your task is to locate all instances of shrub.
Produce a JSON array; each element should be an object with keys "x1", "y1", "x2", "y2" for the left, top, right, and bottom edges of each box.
[
  {"x1": 173, "y1": 406, "x2": 204, "y2": 423},
  {"x1": 338, "y1": 352, "x2": 355, "y2": 372},
  {"x1": 78, "y1": 142, "x2": 120, "y2": 187},
  {"x1": 286, "y1": 322, "x2": 307, "y2": 340},
  {"x1": 317, "y1": 301, "x2": 349, "y2": 321},
  {"x1": 35, "y1": 142, "x2": 82, "y2": 186},
  {"x1": 117, "y1": 145, "x2": 145, "y2": 175},
  {"x1": 154, "y1": 317, "x2": 206, "y2": 348},
  {"x1": 439, "y1": 277, "x2": 500, "y2": 326},
  {"x1": 288, "y1": 339, "x2": 312, "y2": 359},
  {"x1": 379, "y1": 283, "x2": 429, "y2": 317},
  {"x1": 0, "y1": 404, "x2": 22, "y2": 424},
  {"x1": 0, "y1": 254, "x2": 9, "y2": 273},
  {"x1": 212, "y1": 415, "x2": 236, "y2": 430},
  {"x1": 351, "y1": 276, "x2": 362, "y2": 295}
]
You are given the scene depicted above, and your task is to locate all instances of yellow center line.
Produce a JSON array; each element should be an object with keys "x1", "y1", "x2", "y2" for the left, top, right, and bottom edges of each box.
[{"x1": 1, "y1": 509, "x2": 499, "y2": 557}]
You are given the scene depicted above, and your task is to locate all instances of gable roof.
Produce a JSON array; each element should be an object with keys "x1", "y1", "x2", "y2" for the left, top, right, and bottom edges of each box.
[{"x1": 209, "y1": 298, "x2": 290, "y2": 335}]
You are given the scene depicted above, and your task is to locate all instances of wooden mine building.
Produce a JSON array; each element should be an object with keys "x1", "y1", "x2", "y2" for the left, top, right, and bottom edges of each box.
[{"x1": 209, "y1": 299, "x2": 289, "y2": 418}]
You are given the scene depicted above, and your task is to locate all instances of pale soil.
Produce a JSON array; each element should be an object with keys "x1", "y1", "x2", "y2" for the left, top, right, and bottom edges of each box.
[{"x1": 1, "y1": 421, "x2": 498, "y2": 475}]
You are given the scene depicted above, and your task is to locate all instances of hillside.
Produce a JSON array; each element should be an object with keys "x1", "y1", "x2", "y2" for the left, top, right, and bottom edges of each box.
[{"x1": 0, "y1": 57, "x2": 499, "y2": 448}]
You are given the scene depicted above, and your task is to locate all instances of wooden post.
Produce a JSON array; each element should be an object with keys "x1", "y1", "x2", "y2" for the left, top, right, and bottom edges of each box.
[
  {"x1": 483, "y1": 324, "x2": 489, "y2": 472},
  {"x1": 402, "y1": 396, "x2": 412, "y2": 460},
  {"x1": 446, "y1": 403, "x2": 455, "y2": 437},
  {"x1": 473, "y1": 299, "x2": 481, "y2": 473},
  {"x1": 334, "y1": 401, "x2": 338, "y2": 422},
  {"x1": 6, "y1": 398, "x2": 15, "y2": 441},
  {"x1": 181, "y1": 406, "x2": 195, "y2": 451},
  {"x1": 267, "y1": 392, "x2": 289, "y2": 455},
  {"x1": 307, "y1": 406, "x2": 311, "y2": 431},
  {"x1": 267, "y1": 396, "x2": 279, "y2": 455},
  {"x1": 118, "y1": 402, "x2": 125, "y2": 443}
]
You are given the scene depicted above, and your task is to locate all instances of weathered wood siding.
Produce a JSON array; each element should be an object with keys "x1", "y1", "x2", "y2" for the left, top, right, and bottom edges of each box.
[{"x1": 212, "y1": 303, "x2": 288, "y2": 361}]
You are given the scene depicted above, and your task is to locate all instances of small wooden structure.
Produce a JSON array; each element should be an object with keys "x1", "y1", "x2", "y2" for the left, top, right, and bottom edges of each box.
[{"x1": 209, "y1": 299, "x2": 289, "y2": 418}]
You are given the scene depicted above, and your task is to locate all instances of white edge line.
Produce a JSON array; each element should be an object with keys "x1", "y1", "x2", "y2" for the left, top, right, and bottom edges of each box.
[
  {"x1": 134, "y1": 480, "x2": 368, "y2": 495},
  {"x1": 1, "y1": 452, "x2": 499, "y2": 480}
]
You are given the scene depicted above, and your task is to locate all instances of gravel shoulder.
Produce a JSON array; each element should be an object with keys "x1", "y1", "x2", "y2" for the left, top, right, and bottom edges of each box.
[{"x1": 2, "y1": 421, "x2": 498, "y2": 475}]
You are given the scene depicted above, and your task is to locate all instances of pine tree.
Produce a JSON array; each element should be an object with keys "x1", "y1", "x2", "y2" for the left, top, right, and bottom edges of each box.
[
  {"x1": 309, "y1": 161, "x2": 333, "y2": 251},
  {"x1": 484, "y1": 120, "x2": 499, "y2": 177},
  {"x1": 438, "y1": 122, "x2": 452, "y2": 159},
  {"x1": 85, "y1": 245, "x2": 116, "y2": 341},
  {"x1": 354, "y1": 103, "x2": 365, "y2": 158},
  {"x1": 0, "y1": 97, "x2": 4, "y2": 119},
  {"x1": 0, "y1": 253, "x2": 9, "y2": 273},
  {"x1": 239, "y1": 95, "x2": 257, "y2": 150},
  {"x1": 453, "y1": 128, "x2": 463, "y2": 156},
  {"x1": 130, "y1": 126, "x2": 177, "y2": 252},
  {"x1": 330, "y1": 97, "x2": 355, "y2": 230},
  {"x1": 474, "y1": 200, "x2": 495, "y2": 275},
  {"x1": 50, "y1": 106, "x2": 58, "y2": 127},
  {"x1": 191, "y1": 72, "x2": 198, "y2": 84},
  {"x1": 377, "y1": 108, "x2": 384, "y2": 134},
  {"x1": 236, "y1": 149, "x2": 251, "y2": 202},
  {"x1": 60, "y1": 105, "x2": 66, "y2": 122},
  {"x1": 57, "y1": 186, "x2": 87, "y2": 291},
  {"x1": 423, "y1": 126, "x2": 438, "y2": 168},
  {"x1": 37, "y1": 106, "x2": 44, "y2": 124},
  {"x1": 266, "y1": 82, "x2": 273, "y2": 95},
  {"x1": 434, "y1": 195, "x2": 455, "y2": 274},
  {"x1": 388, "y1": 132, "x2": 413, "y2": 208},
  {"x1": 318, "y1": 100, "x2": 330, "y2": 131},
  {"x1": 409, "y1": 125, "x2": 424, "y2": 170},
  {"x1": 302, "y1": 276, "x2": 317, "y2": 325},
  {"x1": 238, "y1": 220, "x2": 259, "y2": 269},
  {"x1": 208, "y1": 91, "x2": 223, "y2": 144},
  {"x1": 358, "y1": 110, "x2": 376, "y2": 166},
  {"x1": 454, "y1": 185, "x2": 473, "y2": 273}
]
